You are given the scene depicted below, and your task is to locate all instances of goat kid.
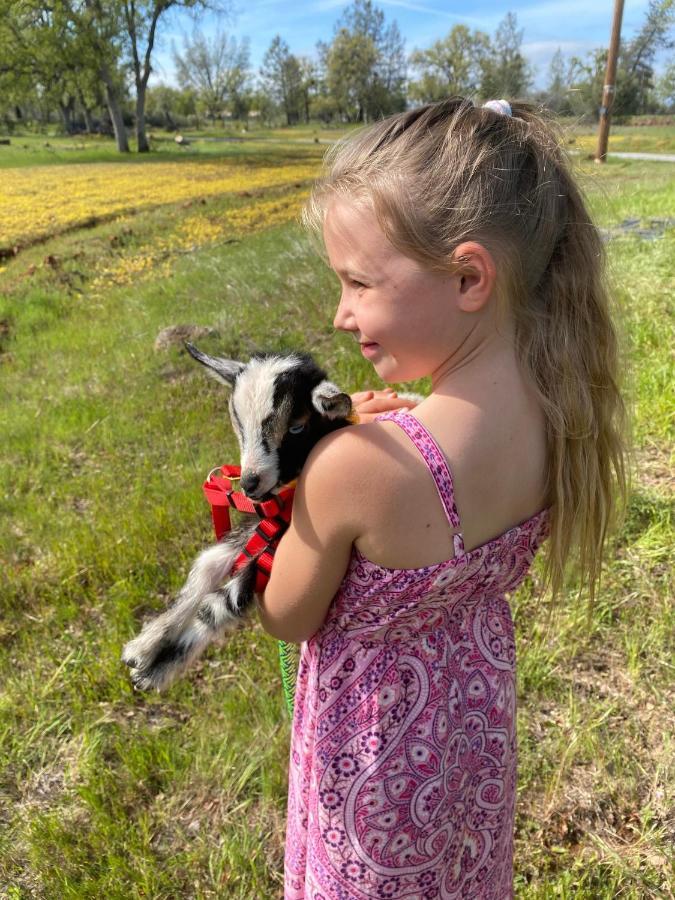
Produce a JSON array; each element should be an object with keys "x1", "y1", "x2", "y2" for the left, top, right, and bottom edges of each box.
[{"x1": 121, "y1": 343, "x2": 353, "y2": 692}]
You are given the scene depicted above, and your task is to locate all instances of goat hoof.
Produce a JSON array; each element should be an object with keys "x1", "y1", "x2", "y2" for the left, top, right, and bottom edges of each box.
[
  {"x1": 129, "y1": 669, "x2": 158, "y2": 692},
  {"x1": 129, "y1": 664, "x2": 171, "y2": 692}
]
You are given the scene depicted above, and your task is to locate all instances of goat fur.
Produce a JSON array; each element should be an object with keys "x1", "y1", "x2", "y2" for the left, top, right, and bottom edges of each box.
[{"x1": 121, "y1": 344, "x2": 353, "y2": 691}]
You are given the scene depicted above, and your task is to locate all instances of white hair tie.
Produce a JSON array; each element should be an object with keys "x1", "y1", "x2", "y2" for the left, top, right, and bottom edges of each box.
[{"x1": 482, "y1": 99, "x2": 512, "y2": 117}]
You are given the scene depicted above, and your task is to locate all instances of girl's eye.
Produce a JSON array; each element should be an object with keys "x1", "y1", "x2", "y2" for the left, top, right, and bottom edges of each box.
[
  {"x1": 351, "y1": 279, "x2": 366, "y2": 289},
  {"x1": 288, "y1": 423, "x2": 305, "y2": 435}
]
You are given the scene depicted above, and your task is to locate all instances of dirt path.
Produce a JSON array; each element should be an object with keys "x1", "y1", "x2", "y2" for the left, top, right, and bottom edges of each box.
[{"x1": 609, "y1": 151, "x2": 675, "y2": 162}]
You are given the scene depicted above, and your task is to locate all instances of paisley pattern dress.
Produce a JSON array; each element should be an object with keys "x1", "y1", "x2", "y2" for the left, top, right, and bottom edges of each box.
[{"x1": 284, "y1": 411, "x2": 550, "y2": 899}]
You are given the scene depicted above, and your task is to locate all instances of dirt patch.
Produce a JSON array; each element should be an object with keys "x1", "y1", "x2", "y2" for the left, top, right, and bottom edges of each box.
[
  {"x1": 93, "y1": 699, "x2": 191, "y2": 730},
  {"x1": 635, "y1": 444, "x2": 674, "y2": 493},
  {"x1": 600, "y1": 216, "x2": 675, "y2": 242},
  {"x1": 0, "y1": 318, "x2": 12, "y2": 355},
  {"x1": 154, "y1": 323, "x2": 219, "y2": 352},
  {"x1": 518, "y1": 639, "x2": 674, "y2": 888},
  {"x1": 17, "y1": 733, "x2": 88, "y2": 814}
]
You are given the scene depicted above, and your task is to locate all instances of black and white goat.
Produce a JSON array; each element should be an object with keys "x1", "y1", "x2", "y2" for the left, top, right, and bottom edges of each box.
[{"x1": 121, "y1": 344, "x2": 353, "y2": 692}]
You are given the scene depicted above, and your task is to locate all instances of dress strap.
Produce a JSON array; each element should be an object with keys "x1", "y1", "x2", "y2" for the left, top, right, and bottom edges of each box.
[{"x1": 377, "y1": 410, "x2": 465, "y2": 556}]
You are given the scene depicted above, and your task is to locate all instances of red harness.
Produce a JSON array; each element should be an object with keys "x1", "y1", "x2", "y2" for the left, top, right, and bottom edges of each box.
[{"x1": 202, "y1": 465, "x2": 296, "y2": 594}]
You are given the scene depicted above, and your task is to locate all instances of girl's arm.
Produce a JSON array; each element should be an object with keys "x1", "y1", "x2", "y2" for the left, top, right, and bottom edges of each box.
[{"x1": 256, "y1": 428, "x2": 365, "y2": 643}]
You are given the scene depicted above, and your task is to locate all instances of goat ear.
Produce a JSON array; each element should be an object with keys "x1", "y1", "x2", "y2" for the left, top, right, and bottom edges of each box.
[
  {"x1": 311, "y1": 380, "x2": 352, "y2": 419},
  {"x1": 185, "y1": 342, "x2": 244, "y2": 387}
]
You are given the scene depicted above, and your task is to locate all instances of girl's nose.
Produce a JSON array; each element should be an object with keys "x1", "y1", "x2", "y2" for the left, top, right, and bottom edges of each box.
[{"x1": 333, "y1": 291, "x2": 356, "y2": 332}]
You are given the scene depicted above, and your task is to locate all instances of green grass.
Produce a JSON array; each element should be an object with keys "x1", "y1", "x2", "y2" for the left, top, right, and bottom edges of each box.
[
  {"x1": 0, "y1": 125, "x2": 345, "y2": 169},
  {"x1": 0, "y1": 144, "x2": 673, "y2": 897},
  {"x1": 565, "y1": 122, "x2": 675, "y2": 155},
  {"x1": 1, "y1": 120, "x2": 673, "y2": 169}
]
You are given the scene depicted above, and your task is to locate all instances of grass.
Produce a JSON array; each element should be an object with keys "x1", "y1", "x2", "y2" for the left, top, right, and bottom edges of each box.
[
  {"x1": 564, "y1": 122, "x2": 675, "y2": 155},
  {"x1": 0, "y1": 139, "x2": 673, "y2": 898},
  {"x1": 1, "y1": 119, "x2": 673, "y2": 170},
  {"x1": 0, "y1": 127, "x2": 340, "y2": 170}
]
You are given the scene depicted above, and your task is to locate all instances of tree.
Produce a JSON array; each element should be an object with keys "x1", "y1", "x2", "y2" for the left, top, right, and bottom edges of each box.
[
  {"x1": 297, "y1": 57, "x2": 318, "y2": 124},
  {"x1": 0, "y1": 4, "x2": 71, "y2": 129},
  {"x1": 409, "y1": 24, "x2": 490, "y2": 103},
  {"x1": 545, "y1": 48, "x2": 576, "y2": 114},
  {"x1": 175, "y1": 29, "x2": 250, "y2": 121},
  {"x1": 323, "y1": 0, "x2": 406, "y2": 123},
  {"x1": 614, "y1": 0, "x2": 675, "y2": 115},
  {"x1": 566, "y1": 49, "x2": 605, "y2": 119},
  {"x1": 564, "y1": 0, "x2": 674, "y2": 120},
  {"x1": 479, "y1": 12, "x2": 532, "y2": 100},
  {"x1": 656, "y1": 61, "x2": 675, "y2": 109},
  {"x1": 327, "y1": 29, "x2": 377, "y2": 122},
  {"x1": 0, "y1": 0, "x2": 130, "y2": 147},
  {"x1": 260, "y1": 36, "x2": 304, "y2": 125},
  {"x1": 372, "y1": 19, "x2": 406, "y2": 112},
  {"x1": 120, "y1": 1, "x2": 232, "y2": 152},
  {"x1": 145, "y1": 83, "x2": 196, "y2": 128}
]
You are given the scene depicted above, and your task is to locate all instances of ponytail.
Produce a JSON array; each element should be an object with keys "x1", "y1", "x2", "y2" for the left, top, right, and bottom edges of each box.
[{"x1": 515, "y1": 173, "x2": 628, "y2": 602}]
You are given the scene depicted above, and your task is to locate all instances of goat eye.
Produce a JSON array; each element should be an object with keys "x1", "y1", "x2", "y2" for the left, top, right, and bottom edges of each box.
[{"x1": 288, "y1": 423, "x2": 306, "y2": 435}]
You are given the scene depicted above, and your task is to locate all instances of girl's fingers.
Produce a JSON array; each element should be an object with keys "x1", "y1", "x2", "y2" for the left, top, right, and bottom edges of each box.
[
  {"x1": 351, "y1": 388, "x2": 417, "y2": 418},
  {"x1": 356, "y1": 407, "x2": 411, "y2": 424},
  {"x1": 356, "y1": 396, "x2": 414, "y2": 415},
  {"x1": 350, "y1": 391, "x2": 374, "y2": 406}
]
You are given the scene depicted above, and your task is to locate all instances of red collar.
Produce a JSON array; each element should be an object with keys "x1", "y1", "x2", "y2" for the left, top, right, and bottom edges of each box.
[{"x1": 202, "y1": 465, "x2": 296, "y2": 593}]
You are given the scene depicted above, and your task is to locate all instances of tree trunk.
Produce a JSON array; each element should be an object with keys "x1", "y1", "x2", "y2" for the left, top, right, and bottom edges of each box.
[
  {"x1": 135, "y1": 80, "x2": 150, "y2": 153},
  {"x1": 82, "y1": 104, "x2": 95, "y2": 134},
  {"x1": 59, "y1": 98, "x2": 76, "y2": 134},
  {"x1": 58, "y1": 102, "x2": 70, "y2": 133},
  {"x1": 77, "y1": 88, "x2": 94, "y2": 134},
  {"x1": 100, "y1": 64, "x2": 129, "y2": 153}
]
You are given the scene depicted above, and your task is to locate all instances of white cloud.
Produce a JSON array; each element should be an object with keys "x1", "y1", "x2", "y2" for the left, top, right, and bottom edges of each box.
[
  {"x1": 523, "y1": 39, "x2": 596, "y2": 59},
  {"x1": 311, "y1": 0, "x2": 489, "y2": 26}
]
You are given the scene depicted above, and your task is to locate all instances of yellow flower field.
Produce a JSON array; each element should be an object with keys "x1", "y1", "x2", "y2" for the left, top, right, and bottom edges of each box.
[
  {"x1": 0, "y1": 160, "x2": 318, "y2": 250},
  {"x1": 89, "y1": 191, "x2": 309, "y2": 295}
]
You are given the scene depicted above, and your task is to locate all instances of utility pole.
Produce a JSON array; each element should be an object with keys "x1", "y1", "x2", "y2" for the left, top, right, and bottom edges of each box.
[{"x1": 595, "y1": 0, "x2": 625, "y2": 163}]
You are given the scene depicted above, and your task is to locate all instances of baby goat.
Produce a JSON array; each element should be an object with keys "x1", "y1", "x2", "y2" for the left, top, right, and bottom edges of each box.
[{"x1": 121, "y1": 343, "x2": 353, "y2": 692}]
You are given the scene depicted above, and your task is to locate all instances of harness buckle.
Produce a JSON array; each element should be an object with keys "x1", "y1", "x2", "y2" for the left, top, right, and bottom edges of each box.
[{"x1": 207, "y1": 465, "x2": 242, "y2": 484}]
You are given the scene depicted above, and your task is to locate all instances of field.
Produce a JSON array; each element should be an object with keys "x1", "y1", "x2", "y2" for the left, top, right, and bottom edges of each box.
[{"x1": 0, "y1": 127, "x2": 673, "y2": 898}]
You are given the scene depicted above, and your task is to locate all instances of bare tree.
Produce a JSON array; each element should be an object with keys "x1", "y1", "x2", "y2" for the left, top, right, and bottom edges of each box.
[
  {"x1": 121, "y1": 1, "x2": 232, "y2": 151},
  {"x1": 174, "y1": 29, "x2": 250, "y2": 121}
]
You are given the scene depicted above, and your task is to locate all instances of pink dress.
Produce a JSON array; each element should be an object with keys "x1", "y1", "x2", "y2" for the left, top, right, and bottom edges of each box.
[{"x1": 284, "y1": 411, "x2": 550, "y2": 899}]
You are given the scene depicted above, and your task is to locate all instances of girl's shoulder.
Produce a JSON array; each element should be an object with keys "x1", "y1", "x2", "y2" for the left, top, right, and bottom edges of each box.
[
  {"x1": 308, "y1": 391, "x2": 549, "y2": 568},
  {"x1": 304, "y1": 415, "x2": 460, "y2": 569},
  {"x1": 302, "y1": 418, "x2": 408, "y2": 505}
]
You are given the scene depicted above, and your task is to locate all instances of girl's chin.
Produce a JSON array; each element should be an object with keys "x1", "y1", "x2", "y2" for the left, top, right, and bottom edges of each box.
[
  {"x1": 371, "y1": 359, "x2": 407, "y2": 382},
  {"x1": 372, "y1": 357, "x2": 429, "y2": 383}
]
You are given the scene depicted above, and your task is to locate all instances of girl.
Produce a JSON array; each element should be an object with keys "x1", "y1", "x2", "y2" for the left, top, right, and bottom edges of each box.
[{"x1": 258, "y1": 98, "x2": 627, "y2": 898}]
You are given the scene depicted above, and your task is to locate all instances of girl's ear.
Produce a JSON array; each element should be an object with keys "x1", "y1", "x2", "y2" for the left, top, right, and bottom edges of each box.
[
  {"x1": 451, "y1": 242, "x2": 497, "y2": 313},
  {"x1": 185, "y1": 342, "x2": 245, "y2": 386}
]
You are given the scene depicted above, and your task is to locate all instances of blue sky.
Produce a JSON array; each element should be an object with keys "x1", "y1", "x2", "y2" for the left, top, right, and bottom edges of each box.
[{"x1": 152, "y1": 1, "x2": 661, "y2": 90}]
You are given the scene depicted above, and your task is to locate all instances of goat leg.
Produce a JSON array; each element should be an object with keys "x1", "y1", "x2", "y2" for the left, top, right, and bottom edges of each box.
[
  {"x1": 124, "y1": 556, "x2": 259, "y2": 692},
  {"x1": 121, "y1": 524, "x2": 255, "y2": 690}
]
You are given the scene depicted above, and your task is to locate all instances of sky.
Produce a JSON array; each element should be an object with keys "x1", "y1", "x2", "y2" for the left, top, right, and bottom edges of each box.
[{"x1": 151, "y1": 0, "x2": 663, "y2": 91}]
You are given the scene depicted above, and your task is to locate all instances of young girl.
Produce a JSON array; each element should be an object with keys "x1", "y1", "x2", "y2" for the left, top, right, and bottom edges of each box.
[{"x1": 258, "y1": 98, "x2": 626, "y2": 899}]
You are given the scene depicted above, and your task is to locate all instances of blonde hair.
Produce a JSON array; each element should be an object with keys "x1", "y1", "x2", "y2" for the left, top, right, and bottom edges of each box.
[{"x1": 304, "y1": 97, "x2": 628, "y2": 603}]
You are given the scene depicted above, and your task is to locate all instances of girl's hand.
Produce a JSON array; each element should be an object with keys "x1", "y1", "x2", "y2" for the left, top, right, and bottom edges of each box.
[{"x1": 351, "y1": 388, "x2": 419, "y2": 424}]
